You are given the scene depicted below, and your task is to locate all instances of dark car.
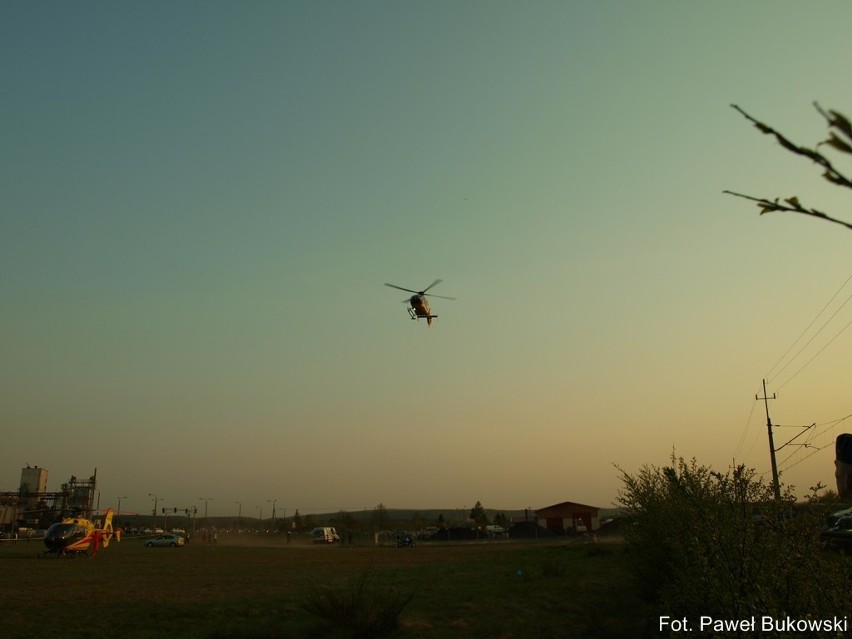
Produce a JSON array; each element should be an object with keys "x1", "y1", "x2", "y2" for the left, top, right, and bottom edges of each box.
[{"x1": 821, "y1": 516, "x2": 852, "y2": 548}]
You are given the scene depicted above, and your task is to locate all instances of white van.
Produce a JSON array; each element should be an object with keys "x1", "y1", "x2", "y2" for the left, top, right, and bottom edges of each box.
[{"x1": 311, "y1": 527, "x2": 340, "y2": 544}]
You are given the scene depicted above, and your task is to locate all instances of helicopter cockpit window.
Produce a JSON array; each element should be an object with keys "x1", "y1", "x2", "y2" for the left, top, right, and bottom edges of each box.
[{"x1": 46, "y1": 523, "x2": 86, "y2": 542}]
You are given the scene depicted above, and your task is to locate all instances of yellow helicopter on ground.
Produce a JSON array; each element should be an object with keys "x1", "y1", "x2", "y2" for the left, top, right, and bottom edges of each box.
[
  {"x1": 384, "y1": 279, "x2": 456, "y2": 327},
  {"x1": 41, "y1": 508, "x2": 117, "y2": 558}
]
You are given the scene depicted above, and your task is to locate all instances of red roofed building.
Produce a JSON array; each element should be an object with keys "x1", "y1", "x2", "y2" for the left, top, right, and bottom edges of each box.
[{"x1": 535, "y1": 501, "x2": 601, "y2": 534}]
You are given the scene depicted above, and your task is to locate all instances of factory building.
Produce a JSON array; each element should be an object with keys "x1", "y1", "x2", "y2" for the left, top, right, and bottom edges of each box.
[
  {"x1": 19, "y1": 465, "x2": 48, "y2": 494},
  {"x1": 0, "y1": 466, "x2": 98, "y2": 531}
]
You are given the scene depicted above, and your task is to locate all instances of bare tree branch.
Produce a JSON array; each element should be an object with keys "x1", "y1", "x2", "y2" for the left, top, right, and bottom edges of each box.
[
  {"x1": 726, "y1": 104, "x2": 852, "y2": 229},
  {"x1": 723, "y1": 190, "x2": 852, "y2": 231}
]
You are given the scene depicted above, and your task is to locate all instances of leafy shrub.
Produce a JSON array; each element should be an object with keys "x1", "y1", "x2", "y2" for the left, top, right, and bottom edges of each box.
[
  {"x1": 616, "y1": 454, "x2": 852, "y2": 623},
  {"x1": 301, "y1": 568, "x2": 412, "y2": 638}
]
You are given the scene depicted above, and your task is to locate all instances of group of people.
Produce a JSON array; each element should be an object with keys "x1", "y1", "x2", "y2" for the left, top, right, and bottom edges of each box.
[{"x1": 197, "y1": 530, "x2": 217, "y2": 544}]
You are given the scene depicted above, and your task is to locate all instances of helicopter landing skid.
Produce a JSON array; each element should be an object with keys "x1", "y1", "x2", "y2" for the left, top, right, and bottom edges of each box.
[{"x1": 408, "y1": 309, "x2": 436, "y2": 321}]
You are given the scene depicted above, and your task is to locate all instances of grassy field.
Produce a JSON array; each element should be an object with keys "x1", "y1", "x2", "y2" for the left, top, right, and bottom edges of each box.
[{"x1": 0, "y1": 534, "x2": 653, "y2": 638}]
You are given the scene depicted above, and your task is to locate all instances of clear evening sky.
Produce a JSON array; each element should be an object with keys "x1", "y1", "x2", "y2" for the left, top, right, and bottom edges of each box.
[{"x1": 4, "y1": 1, "x2": 852, "y2": 517}]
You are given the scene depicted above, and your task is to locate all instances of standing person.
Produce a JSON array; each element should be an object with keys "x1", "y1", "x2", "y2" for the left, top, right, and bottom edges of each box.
[{"x1": 90, "y1": 530, "x2": 101, "y2": 558}]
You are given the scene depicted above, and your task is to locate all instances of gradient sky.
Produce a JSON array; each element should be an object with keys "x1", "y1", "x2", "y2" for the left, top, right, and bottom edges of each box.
[{"x1": 4, "y1": 1, "x2": 852, "y2": 518}]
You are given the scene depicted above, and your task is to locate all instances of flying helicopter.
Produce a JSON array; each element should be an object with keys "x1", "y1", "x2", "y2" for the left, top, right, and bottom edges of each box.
[
  {"x1": 384, "y1": 279, "x2": 456, "y2": 327},
  {"x1": 41, "y1": 508, "x2": 117, "y2": 558}
]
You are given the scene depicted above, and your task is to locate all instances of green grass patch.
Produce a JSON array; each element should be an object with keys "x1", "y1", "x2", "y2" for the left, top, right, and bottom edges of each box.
[{"x1": 0, "y1": 536, "x2": 651, "y2": 638}]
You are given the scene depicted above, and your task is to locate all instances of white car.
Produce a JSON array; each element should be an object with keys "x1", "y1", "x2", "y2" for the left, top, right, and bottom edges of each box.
[{"x1": 145, "y1": 534, "x2": 185, "y2": 547}]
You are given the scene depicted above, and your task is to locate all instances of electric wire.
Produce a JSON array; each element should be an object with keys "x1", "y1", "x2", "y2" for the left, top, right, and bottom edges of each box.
[
  {"x1": 776, "y1": 414, "x2": 852, "y2": 474},
  {"x1": 765, "y1": 270, "x2": 852, "y2": 384},
  {"x1": 732, "y1": 396, "x2": 758, "y2": 461},
  {"x1": 747, "y1": 271, "x2": 852, "y2": 477},
  {"x1": 774, "y1": 313, "x2": 852, "y2": 392},
  {"x1": 739, "y1": 272, "x2": 852, "y2": 480},
  {"x1": 778, "y1": 442, "x2": 832, "y2": 474}
]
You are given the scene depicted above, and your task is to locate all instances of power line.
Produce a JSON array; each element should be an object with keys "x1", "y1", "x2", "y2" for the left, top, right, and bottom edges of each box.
[
  {"x1": 778, "y1": 441, "x2": 832, "y2": 474},
  {"x1": 775, "y1": 423, "x2": 817, "y2": 469},
  {"x1": 744, "y1": 271, "x2": 852, "y2": 482},
  {"x1": 776, "y1": 413, "x2": 852, "y2": 474},
  {"x1": 765, "y1": 270, "x2": 852, "y2": 385},
  {"x1": 774, "y1": 314, "x2": 852, "y2": 392},
  {"x1": 732, "y1": 394, "x2": 759, "y2": 461}
]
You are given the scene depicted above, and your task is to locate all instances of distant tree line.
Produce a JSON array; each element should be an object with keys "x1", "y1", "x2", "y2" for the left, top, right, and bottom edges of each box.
[{"x1": 117, "y1": 499, "x2": 515, "y2": 534}]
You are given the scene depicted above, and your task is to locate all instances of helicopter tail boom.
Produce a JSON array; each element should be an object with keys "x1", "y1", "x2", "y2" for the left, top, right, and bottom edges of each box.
[{"x1": 100, "y1": 508, "x2": 116, "y2": 547}]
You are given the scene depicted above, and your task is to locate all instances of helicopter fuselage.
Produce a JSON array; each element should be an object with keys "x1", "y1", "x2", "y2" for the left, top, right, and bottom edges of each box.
[
  {"x1": 409, "y1": 295, "x2": 436, "y2": 326},
  {"x1": 384, "y1": 280, "x2": 452, "y2": 328},
  {"x1": 43, "y1": 520, "x2": 91, "y2": 554},
  {"x1": 42, "y1": 509, "x2": 115, "y2": 557}
]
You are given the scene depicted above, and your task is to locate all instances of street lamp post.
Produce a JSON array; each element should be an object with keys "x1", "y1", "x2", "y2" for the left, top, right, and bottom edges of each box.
[
  {"x1": 117, "y1": 496, "x2": 127, "y2": 525},
  {"x1": 148, "y1": 494, "x2": 160, "y2": 529}
]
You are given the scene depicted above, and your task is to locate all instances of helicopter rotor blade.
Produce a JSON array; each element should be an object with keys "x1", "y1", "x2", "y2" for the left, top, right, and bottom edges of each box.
[
  {"x1": 384, "y1": 282, "x2": 419, "y2": 294},
  {"x1": 424, "y1": 293, "x2": 456, "y2": 301},
  {"x1": 421, "y1": 278, "x2": 443, "y2": 293}
]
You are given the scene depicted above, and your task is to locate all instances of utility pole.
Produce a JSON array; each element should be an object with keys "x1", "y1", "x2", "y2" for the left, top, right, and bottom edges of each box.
[
  {"x1": 149, "y1": 493, "x2": 160, "y2": 529},
  {"x1": 268, "y1": 499, "x2": 277, "y2": 531},
  {"x1": 757, "y1": 379, "x2": 781, "y2": 501},
  {"x1": 199, "y1": 497, "x2": 212, "y2": 531}
]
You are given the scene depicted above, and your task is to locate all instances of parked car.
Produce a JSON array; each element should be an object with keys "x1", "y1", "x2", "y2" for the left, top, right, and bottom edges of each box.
[
  {"x1": 826, "y1": 506, "x2": 852, "y2": 527},
  {"x1": 396, "y1": 532, "x2": 416, "y2": 547},
  {"x1": 145, "y1": 534, "x2": 185, "y2": 547},
  {"x1": 822, "y1": 508, "x2": 852, "y2": 549}
]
